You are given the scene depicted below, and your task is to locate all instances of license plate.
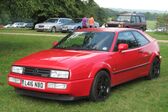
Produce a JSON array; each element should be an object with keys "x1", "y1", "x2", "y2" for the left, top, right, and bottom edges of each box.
[{"x1": 22, "y1": 80, "x2": 45, "y2": 89}]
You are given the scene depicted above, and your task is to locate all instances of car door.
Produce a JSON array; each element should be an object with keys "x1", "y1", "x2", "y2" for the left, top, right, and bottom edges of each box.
[
  {"x1": 112, "y1": 31, "x2": 143, "y2": 85},
  {"x1": 132, "y1": 30, "x2": 151, "y2": 71},
  {"x1": 57, "y1": 19, "x2": 64, "y2": 31}
]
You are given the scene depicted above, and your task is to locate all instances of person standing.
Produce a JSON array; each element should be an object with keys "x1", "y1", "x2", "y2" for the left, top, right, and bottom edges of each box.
[
  {"x1": 88, "y1": 16, "x2": 94, "y2": 28},
  {"x1": 82, "y1": 17, "x2": 87, "y2": 28}
]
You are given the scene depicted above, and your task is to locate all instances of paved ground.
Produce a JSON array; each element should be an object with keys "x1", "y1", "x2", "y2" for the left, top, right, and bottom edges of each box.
[
  {"x1": 157, "y1": 40, "x2": 168, "y2": 43},
  {"x1": 0, "y1": 32, "x2": 168, "y2": 43}
]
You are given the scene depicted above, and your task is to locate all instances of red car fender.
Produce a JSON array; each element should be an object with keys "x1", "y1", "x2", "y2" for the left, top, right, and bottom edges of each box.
[
  {"x1": 149, "y1": 52, "x2": 161, "y2": 64},
  {"x1": 88, "y1": 62, "x2": 112, "y2": 79}
]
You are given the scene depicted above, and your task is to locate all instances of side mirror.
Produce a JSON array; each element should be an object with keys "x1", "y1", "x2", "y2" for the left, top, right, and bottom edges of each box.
[
  {"x1": 118, "y1": 43, "x2": 128, "y2": 52},
  {"x1": 52, "y1": 41, "x2": 58, "y2": 46}
]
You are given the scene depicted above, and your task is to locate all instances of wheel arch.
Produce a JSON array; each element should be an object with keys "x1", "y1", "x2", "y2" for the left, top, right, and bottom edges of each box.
[
  {"x1": 88, "y1": 62, "x2": 112, "y2": 81},
  {"x1": 149, "y1": 52, "x2": 161, "y2": 64}
]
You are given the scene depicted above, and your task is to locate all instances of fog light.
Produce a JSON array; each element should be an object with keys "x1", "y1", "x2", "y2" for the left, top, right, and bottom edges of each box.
[
  {"x1": 9, "y1": 77, "x2": 21, "y2": 84},
  {"x1": 47, "y1": 83, "x2": 67, "y2": 89}
]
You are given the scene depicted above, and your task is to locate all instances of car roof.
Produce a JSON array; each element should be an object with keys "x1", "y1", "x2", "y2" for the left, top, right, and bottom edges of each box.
[
  {"x1": 76, "y1": 28, "x2": 138, "y2": 32},
  {"x1": 119, "y1": 13, "x2": 145, "y2": 16},
  {"x1": 49, "y1": 18, "x2": 72, "y2": 20}
]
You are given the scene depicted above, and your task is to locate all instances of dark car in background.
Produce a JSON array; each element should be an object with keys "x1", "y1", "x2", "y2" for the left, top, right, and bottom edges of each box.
[{"x1": 106, "y1": 13, "x2": 147, "y2": 31}]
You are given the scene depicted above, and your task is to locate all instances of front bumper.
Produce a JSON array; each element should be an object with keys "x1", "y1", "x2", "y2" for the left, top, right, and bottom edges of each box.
[
  {"x1": 36, "y1": 27, "x2": 51, "y2": 32},
  {"x1": 62, "y1": 28, "x2": 74, "y2": 32},
  {"x1": 8, "y1": 73, "x2": 93, "y2": 100}
]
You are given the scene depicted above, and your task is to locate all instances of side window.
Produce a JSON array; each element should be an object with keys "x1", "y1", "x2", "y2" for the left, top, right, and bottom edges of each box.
[
  {"x1": 131, "y1": 16, "x2": 136, "y2": 23},
  {"x1": 59, "y1": 19, "x2": 64, "y2": 23},
  {"x1": 132, "y1": 31, "x2": 149, "y2": 46},
  {"x1": 136, "y1": 16, "x2": 140, "y2": 23},
  {"x1": 140, "y1": 16, "x2": 146, "y2": 23},
  {"x1": 115, "y1": 31, "x2": 138, "y2": 51}
]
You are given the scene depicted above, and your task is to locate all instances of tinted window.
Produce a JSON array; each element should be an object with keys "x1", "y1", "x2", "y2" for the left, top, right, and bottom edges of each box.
[
  {"x1": 136, "y1": 16, "x2": 140, "y2": 23},
  {"x1": 59, "y1": 19, "x2": 64, "y2": 23},
  {"x1": 115, "y1": 31, "x2": 138, "y2": 51},
  {"x1": 140, "y1": 16, "x2": 146, "y2": 22},
  {"x1": 54, "y1": 32, "x2": 115, "y2": 51},
  {"x1": 117, "y1": 15, "x2": 131, "y2": 22},
  {"x1": 132, "y1": 31, "x2": 149, "y2": 46},
  {"x1": 131, "y1": 16, "x2": 136, "y2": 23}
]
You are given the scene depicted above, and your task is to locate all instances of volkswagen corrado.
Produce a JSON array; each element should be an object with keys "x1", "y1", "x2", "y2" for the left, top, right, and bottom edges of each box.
[{"x1": 8, "y1": 28, "x2": 161, "y2": 101}]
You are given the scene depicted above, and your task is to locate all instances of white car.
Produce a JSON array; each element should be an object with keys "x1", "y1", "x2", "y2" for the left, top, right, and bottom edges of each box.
[
  {"x1": 62, "y1": 18, "x2": 100, "y2": 32},
  {"x1": 156, "y1": 27, "x2": 166, "y2": 32},
  {"x1": 4, "y1": 24, "x2": 12, "y2": 28},
  {"x1": 35, "y1": 18, "x2": 74, "y2": 32},
  {"x1": 11, "y1": 22, "x2": 27, "y2": 28}
]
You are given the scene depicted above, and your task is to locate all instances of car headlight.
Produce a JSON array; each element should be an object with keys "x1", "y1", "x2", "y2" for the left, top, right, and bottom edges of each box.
[
  {"x1": 11, "y1": 66, "x2": 24, "y2": 74},
  {"x1": 50, "y1": 70, "x2": 69, "y2": 79}
]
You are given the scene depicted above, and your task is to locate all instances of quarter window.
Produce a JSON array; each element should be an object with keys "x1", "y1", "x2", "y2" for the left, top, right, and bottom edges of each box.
[{"x1": 132, "y1": 31, "x2": 149, "y2": 46}]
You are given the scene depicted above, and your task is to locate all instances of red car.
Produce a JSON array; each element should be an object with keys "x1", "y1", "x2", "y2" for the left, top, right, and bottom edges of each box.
[{"x1": 8, "y1": 28, "x2": 161, "y2": 101}]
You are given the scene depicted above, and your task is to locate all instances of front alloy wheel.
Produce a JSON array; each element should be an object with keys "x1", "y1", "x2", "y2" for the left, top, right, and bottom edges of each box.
[
  {"x1": 90, "y1": 71, "x2": 111, "y2": 101},
  {"x1": 51, "y1": 27, "x2": 56, "y2": 33}
]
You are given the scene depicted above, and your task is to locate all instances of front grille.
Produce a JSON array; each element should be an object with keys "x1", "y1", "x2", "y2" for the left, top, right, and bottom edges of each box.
[
  {"x1": 39, "y1": 25, "x2": 44, "y2": 28},
  {"x1": 23, "y1": 67, "x2": 50, "y2": 77}
]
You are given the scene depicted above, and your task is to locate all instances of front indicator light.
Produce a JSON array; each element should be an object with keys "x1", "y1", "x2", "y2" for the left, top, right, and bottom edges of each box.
[
  {"x1": 9, "y1": 77, "x2": 21, "y2": 84},
  {"x1": 47, "y1": 83, "x2": 67, "y2": 89}
]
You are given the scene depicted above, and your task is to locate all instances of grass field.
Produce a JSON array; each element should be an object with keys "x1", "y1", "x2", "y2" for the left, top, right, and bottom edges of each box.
[
  {"x1": 0, "y1": 29, "x2": 168, "y2": 112},
  {"x1": 147, "y1": 32, "x2": 168, "y2": 40},
  {"x1": 147, "y1": 20, "x2": 156, "y2": 30}
]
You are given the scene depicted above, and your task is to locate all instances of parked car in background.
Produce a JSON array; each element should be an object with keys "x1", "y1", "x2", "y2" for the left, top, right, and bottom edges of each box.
[
  {"x1": 8, "y1": 28, "x2": 161, "y2": 101},
  {"x1": 25, "y1": 22, "x2": 34, "y2": 28},
  {"x1": 156, "y1": 27, "x2": 167, "y2": 32},
  {"x1": 106, "y1": 13, "x2": 147, "y2": 31},
  {"x1": 4, "y1": 24, "x2": 12, "y2": 28},
  {"x1": 11, "y1": 22, "x2": 27, "y2": 28},
  {"x1": 62, "y1": 18, "x2": 100, "y2": 32},
  {"x1": 35, "y1": 18, "x2": 74, "y2": 32}
]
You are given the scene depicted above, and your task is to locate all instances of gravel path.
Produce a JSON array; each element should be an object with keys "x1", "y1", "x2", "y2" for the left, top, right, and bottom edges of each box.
[
  {"x1": 0, "y1": 32, "x2": 66, "y2": 37},
  {"x1": 0, "y1": 32, "x2": 168, "y2": 43}
]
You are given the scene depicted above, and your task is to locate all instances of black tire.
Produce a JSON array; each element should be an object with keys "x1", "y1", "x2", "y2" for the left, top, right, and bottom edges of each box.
[
  {"x1": 146, "y1": 57, "x2": 160, "y2": 80},
  {"x1": 90, "y1": 71, "x2": 111, "y2": 101},
  {"x1": 51, "y1": 27, "x2": 56, "y2": 33},
  {"x1": 76, "y1": 27, "x2": 81, "y2": 30}
]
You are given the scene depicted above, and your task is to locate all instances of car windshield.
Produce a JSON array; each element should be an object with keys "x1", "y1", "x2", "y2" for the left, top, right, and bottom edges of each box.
[
  {"x1": 74, "y1": 19, "x2": 82, "y2": 23},
  {"x1": 45, "y1": 19, "x2": 58, "y2": 23},
  {"x1": 117, "y1": 15, "x2": 131, "y2": 22},
  {"x1": 53, "y1": 32, "x2": 115, "y2": 51}
]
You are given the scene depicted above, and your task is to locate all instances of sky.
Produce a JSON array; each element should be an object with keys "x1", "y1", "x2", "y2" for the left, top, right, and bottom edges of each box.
[{"x1": 94, "y1": 0, "x2": 168, "y2": 11}]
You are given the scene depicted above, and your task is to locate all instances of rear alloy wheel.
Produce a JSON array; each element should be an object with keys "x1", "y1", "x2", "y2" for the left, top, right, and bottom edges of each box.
[
  {"x1": 90, "y1": 71, "x2": 111, "y2": 101},
  {"x1": 147, "y1": 58, "x2": 160, "y2": 80},
  {"x1": 51, "y1": 27, "x2": 56, "y2": 33}
]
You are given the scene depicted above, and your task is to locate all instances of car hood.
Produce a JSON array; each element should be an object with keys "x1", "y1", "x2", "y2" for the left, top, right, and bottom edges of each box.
[
  {"x1": 14, "y1": 49, "x2": 103, "y2": 70},
  {"x1": 107, "y1": 21, "x2": 125, "y2": 24}
]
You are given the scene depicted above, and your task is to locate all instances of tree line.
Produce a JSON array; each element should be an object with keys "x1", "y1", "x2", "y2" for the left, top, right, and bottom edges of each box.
[
  {"x1": 0, "y1": 0, "x2": 165, "y2": 26},
  {"x1": 0, "y1": 0, "x2": 112, "y2": 25}
]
